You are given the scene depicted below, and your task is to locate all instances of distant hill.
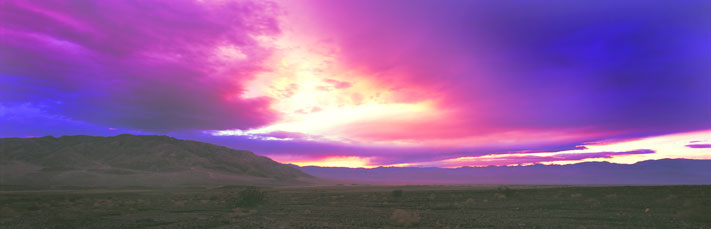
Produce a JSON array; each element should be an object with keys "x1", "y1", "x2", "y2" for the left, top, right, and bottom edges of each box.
[
  {"x1": 0, "y1": 135, "x2": 315, "y2": 188},
  {"x1": 296, "y1": 159, "x2": 711, "y2": 185}
]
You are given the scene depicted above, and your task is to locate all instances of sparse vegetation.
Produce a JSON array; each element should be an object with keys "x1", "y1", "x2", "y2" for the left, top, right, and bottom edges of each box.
[
  {"x1": 391, "y1": 209, "x2": 420, "y2": 226},
  {"x1": 496, "y1": 185, "x2": 516, "y2": 199},
  {"x1": 391, "y1": 189, "x2": 403, "y2": 197},
  {"x1": 225, "y1": 187, "x2": 265, "y2": 208},
  {"x1": 0, "y1": 185, "x2": 709, "y2": 228},
  {"x1": 237, "y1": 187, "x2": 265, "y2": 207}
]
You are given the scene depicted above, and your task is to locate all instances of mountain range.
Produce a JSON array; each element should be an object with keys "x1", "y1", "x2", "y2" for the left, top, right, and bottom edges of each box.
[
  {"x1": 1, "y1": 135, "x2": 709, "y2": 188},
  {"x1": 296, "y1": 159, "x2": 711, "y2": 185}
]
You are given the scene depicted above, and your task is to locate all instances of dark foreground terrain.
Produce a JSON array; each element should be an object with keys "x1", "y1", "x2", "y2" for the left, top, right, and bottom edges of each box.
[{"x1": 1, "y1": 185, "x2": 709, "y2": 228}]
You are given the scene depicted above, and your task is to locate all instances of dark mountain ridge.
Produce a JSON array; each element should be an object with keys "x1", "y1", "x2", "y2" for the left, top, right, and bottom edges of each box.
[
  {"x1": 0, "y1": 135, "x2": 314, "y2": 187},
  {"x1": 296, "y1": 159, "x2": 711, "y2": 185}
]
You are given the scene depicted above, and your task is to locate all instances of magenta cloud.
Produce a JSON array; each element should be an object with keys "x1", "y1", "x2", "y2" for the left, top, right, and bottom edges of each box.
[{"x1": 0, "y1": 0, "x2": 281, "y2": 131}]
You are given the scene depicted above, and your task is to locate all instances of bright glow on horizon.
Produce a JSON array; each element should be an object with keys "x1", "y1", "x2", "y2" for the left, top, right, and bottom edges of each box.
[
  {"x1": 551, "y1": 130, "x2": 711, "y2": 164},
  {"x1": 417, "y1": 130, "x2": 711, "y2": 168},
  {"x1": 266, "y1": 130, "x2": 711, "y2": 168},
  {"x1": 280, "y1": 156, "x2": 377, "y2": 168},
  {"x1": 217, "y1": 24, "x2": 448, "y2": 144}
]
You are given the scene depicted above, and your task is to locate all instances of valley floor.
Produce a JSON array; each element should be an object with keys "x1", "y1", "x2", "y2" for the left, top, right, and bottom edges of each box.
[{"x1": 1, "y1": 185, "x2": 709, "y2": 228}]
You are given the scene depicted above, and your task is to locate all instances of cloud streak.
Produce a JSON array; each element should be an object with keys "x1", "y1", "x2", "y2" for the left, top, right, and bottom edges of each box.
[{"x1": 687, "y1": 144, "x2": 711, "y2": 149}]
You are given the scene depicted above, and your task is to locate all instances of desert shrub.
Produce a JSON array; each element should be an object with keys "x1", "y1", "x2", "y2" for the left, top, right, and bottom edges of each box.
[
  {"x1": 228, "y1": 187, "x2": 265, "y2": 208},
  {"x1": 391, "y1": 209, "x2": 420, "y2": 226},
  {"x1": 675, "y1": 199, "x2": 711, "y2": 223},
  {"x1": 240, "y1": 187, "x2": 265, "y2": 207},
  {"x1": 0, "y1": 207, "x2": 19, "y2": 219},
  {"x1": 391, "y1": 189, "x2": 403, "y2": 197},
  {"x1": 497, "y1": 186, "x2": 516, "y2": 198},
  {"x1": 428, "y1": 193, "x2": 436, "y2": 200}
]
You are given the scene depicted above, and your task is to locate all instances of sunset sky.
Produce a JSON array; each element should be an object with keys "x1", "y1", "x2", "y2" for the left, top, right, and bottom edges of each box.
[{"x1": 1, "y1": 0, "x2": 710, "y2": 168}]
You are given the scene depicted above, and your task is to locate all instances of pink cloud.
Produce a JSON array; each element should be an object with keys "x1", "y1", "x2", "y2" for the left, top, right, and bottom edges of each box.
[
  {"x1": 439, "y1": 149, "x2": 656, "y2": 167},
  {"x1": 323, "y1": 79, "x2": 352, "y2": 89}
]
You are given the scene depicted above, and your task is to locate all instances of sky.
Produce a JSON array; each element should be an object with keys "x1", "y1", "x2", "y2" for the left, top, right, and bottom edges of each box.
[{"x1": 1, "y1": 0, "x2": 710, "y2": 168}]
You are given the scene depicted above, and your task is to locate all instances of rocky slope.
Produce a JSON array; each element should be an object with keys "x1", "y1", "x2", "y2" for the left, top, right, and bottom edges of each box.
[{"x1": 0, "y1": 134, "x2": 314, "y2": 187}]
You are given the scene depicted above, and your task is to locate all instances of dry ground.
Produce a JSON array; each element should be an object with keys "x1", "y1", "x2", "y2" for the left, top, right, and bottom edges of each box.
[{"x1": 1, "y1": 185, "x2": 709, "y2": 228}]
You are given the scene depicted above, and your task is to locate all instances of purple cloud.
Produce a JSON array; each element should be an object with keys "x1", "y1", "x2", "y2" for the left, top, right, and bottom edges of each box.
[
  {"x1": 552, "y1": 149, "x2": 655, "y2": 161},
  {"x1": 686, "y1": 144, "x2": 711, "y2": 149},
  {"x1": 438, "y1": 149, "x2": 657, "y2": 167}
]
